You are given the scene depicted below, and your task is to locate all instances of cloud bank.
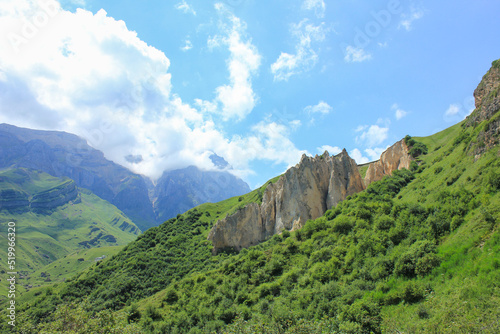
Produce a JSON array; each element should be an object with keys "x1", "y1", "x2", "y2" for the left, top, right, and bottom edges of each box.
[{"x1": 0, "y1": 0, "x2": 305, "y2": 183}]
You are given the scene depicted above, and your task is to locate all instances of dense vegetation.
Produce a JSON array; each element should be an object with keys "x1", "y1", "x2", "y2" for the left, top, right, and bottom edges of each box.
[
  {"x1": 15, "y1": 117, "x2": 500, "y2": 333},
  {"x1": 12, "y1": 78, "x2": 500, "y2": 333}
]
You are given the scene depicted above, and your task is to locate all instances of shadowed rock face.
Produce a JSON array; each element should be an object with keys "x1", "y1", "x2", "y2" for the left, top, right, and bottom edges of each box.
[
  {"x1": 364, "y1": 139, "x2": 412, "y2": 186},
  {"x1": 208, "y1": 149, "x2": 365, "y2": 253}
]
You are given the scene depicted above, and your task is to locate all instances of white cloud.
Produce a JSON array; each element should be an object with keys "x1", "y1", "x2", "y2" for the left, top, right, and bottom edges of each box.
[
  {"x1": 271, "y1": 19, "x2": 327, "y2": 81},
  {"x1": 317, "y1": 145, "x2": 342, "y2": 156},
  {"x1": 175, "y1": 0, "x2": 196, "y2": 15},
  {"x1": 445, "y1": 104, "x2": 461, "y2": 117},
  {"x1": 204, "y1": 4, "x2": 261, "y2": 121},
  {"x1": 181, "y1": 39, "x2": 193, "y2": 51},
  {"x1": 392, "y1": 103, "x2": 408, "y2": 120},
  {"x1": 364, "y1": 147, "x2": 386, "y2": 161},
  {"x1": 350, "y1": 149, "x2": 369, "y2": 164},
  {"x1": 0, "y1": 0, "x2": 304, "y2": 185},
  {"x1": 304, "y1": 101, "x2": 332, "y2": 114},
  {"x1": 344, "y1": 45, "x2": 372, "y2": 63},
  {"x1": 355, "y1": 124, "x2": 389, "y2": 148},
  {"x1": 399, "y1": 8, "x2": 424, "y2": 31},
  {"x1": 302, "y1": 0, "x2": 326, "y2": 18}
]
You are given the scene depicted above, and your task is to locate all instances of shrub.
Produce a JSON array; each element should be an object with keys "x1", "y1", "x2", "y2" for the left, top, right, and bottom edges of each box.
[
  {"x1": 395, "y1": 240, "x2": 438, "y2": 278},
  {"x1": 164, "y1": 288, "x2": 178, "y2": 304},
  {"x1": 332, "y1": 216, "x2": 355, "y2": 234},
  {"x1": 409, "y1": 142, "x2": 428, "y2": 158}
]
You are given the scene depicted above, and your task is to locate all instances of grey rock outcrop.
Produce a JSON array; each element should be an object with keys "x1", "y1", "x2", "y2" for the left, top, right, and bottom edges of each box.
[
  {"x1": 208, "y1": 149, "x2": 365, "y2": 253},
  {"x1": 364, "y1": 139, "x2": 412, "y2": 186}
]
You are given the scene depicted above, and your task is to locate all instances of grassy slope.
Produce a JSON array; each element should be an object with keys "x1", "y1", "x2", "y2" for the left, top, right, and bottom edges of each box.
[
  {"x1": 14, "y1": 115, "x2": 500, "y2": 333},
  {"x1": 12, "y1": 175, "x2": 282, "y2": 323},
  {"x1": 0, "y1": 168, "x2": 141, "y2": 299},
  {"x1": 126, "y1": 120, "x2": 498, "y2": 333}
]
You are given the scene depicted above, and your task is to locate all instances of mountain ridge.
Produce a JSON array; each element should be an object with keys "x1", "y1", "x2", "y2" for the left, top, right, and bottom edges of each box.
[{"x1": 0, "y1": 124, "x2": 251, "y2": 230}]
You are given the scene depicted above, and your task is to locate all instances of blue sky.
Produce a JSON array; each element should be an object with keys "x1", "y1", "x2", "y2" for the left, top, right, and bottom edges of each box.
[{"x1": 0, "y1": 0, "x2": 499, "y2": 189}]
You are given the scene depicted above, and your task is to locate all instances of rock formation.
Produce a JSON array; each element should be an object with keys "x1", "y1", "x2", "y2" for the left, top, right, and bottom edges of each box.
[
  {"x1": 465, "y1": 59, "x2": 500, "y2": 156},
  {"x1": 208, "y1": 149, "x2": 365, "y2": 253},
  {"x1": 364, "y1": 139, "x2": 412, "y2": 186},
  {"x1": 468, "y1": 60, "x2": 500, "y2": 125},
  {"x1": 30, "y1": 180, "x2": 78, "y2": 212}
]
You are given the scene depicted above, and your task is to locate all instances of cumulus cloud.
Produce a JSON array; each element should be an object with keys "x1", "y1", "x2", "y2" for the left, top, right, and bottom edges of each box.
[
  {"x1": 271, "y1": 19, "x2": 327, "y2": 81},
  {"x1": 350, "y1": 149, "x2": 369, "y2": 164},
  {"x1": 201, "y1": 3, "x2": 262, "y2": 121},
  {"x1": 175, "y1": 0, "x2": 196, "y2": 15},
  {"x1": 302, "y1": 0, "x2": 326, "y2": 18},
  {"x1": 0, "y1": 0, "x2": 303, "y2": 184},
  {"x1": 181, "y1": 39, "x2": 193, "y2": 51},
  {"x1": 392, "y1": 103, "x2": 409, "y2": 120},
  {"x1": 443, "y1": 101, "x2": 474, "y2": 123},
  {"x1": 399, "y1": 8, "x2": 424, "y2": 31},
  {"x1": 344, "y1": 45, "x2": 372, "y2": 63},
  {"x1": 304, "y1": 101, "x2": 332, "y2": 114},
  {"x1": 317, "y1": 145, "x2": 342, "y2": 156},
  {"x1": 364, "y1": 147, "x2": 386, "y2": 161},
  {"x1": 355, "y1": 124, "x2": 389, "y2": 148},
  {"x1": 445, "y1": 104, "x2": 460, "y2": 117}
]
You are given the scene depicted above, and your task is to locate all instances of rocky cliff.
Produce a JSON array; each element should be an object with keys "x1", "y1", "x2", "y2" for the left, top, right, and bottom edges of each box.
[
  {"x1": 465, "y1": 59, "x2": 500, "y2": 156},
  {"x1": 208, "y1": 149, "x2": 365, "y2": 253},
  {"x1": 364, "y1": 139, "x2": 412, "y2": 186}
]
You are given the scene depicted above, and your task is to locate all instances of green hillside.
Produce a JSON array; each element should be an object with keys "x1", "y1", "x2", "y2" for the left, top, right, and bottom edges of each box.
[
  {"x1": 12, "y1": 62, "x2": 500, "y2": 333},
  {"x1": 0, "y1": 168, "x2": 141, "y2": 298},
  {"x1": 14, "y1": 118, "x2": 500, "y2": 333}
]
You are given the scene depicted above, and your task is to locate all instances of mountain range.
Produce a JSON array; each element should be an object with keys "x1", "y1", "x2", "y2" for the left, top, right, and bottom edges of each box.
[
  {"x1": 3, "y1": 59, "x2": 500, "y2": 333},
  {"x1": 0, "y1": 124, "x2": 250, "y2": 231}
]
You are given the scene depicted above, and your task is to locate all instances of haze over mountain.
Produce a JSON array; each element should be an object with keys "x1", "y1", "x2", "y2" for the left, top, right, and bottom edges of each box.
[{"x1": 0, "y1": 124, "x2": 250, "y2": 230}]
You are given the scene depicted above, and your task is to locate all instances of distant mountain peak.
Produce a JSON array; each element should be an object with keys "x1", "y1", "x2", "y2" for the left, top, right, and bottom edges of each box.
[{"x1": 209, "y1": 153, "x2": 230, "y2": 169}]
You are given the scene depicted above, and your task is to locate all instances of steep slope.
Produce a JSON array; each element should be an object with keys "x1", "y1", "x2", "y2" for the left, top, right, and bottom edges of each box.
[
  {"x1": 209, "y1": 150, "x2": 364, "y2": 253},
  {"x1": 0, "y1": 168, "x2": 141, "y2": 294},
  {"x1": 14, "y1": 59, "x2": 500, "y2": 334},
  {"x1": 0, "y1": 124, "x2": 156, "y2": 230}
]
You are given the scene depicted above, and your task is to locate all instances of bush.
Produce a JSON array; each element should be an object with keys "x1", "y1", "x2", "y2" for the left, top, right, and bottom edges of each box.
[
  {"x1": 395, "y1": 240, "x2": 438, "y2": 278},
  {"x1": 332, "y1": 216, "x2": 355, "y2": 234},
  {"x1": 409, "y1": 142, "x2": 428, "y2": 158}
]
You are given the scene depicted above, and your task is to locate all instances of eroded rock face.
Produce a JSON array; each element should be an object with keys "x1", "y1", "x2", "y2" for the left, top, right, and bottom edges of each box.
[
  {"x1": 469, "y1": 61, "x2": 500, "y2": 125},
  {"x1": 207, "y1": 203, "x2": 262, "y2": 252},
  {"x1": 364, "y1": 139, "x2": 412, "y2": 186},
  {"x1": 465, "y1": 60, "x2": 500, "y2": 156},
  {"x1": 208, "y1": 150, "x2": 365, "y2": 253}
]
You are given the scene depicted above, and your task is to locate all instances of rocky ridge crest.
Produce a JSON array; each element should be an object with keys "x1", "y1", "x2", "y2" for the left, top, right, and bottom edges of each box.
[
  {"x1": 208, "y1": 142, "x2": 415, "y2": 253},
  {"x1": 364, "y1": 139, "x2": 412, "y2": 186},
  {"x1": 208, "y1": 149, "x2": 365, "y2": 253}
]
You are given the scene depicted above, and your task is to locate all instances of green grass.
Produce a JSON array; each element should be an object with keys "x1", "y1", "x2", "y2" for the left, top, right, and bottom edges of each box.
[
  {"x1": 13, "y1": 108, "x2": 500, "y2": 333},
  {"x1": 0, "y1": 168, "x2": 141, "y2": 300},
  {"x1": 20, "y1": 246, "x2": 123, "y2": 294}
]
